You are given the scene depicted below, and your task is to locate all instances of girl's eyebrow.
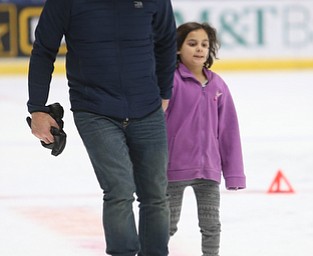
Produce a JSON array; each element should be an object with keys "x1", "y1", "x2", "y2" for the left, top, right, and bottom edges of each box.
[{"x1": 186, "y1": 38, "x2": 209, "y2": 42}]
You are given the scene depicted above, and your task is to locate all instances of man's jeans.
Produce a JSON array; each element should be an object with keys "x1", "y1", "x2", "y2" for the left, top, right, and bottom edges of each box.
[{"x1": 74, "y1": 108, "x2": 170, "y2": 256}]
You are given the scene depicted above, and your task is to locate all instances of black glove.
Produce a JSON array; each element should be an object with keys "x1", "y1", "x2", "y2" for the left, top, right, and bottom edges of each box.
[{"x1": 26, "y1": 103, "x2": 67, "y2": 156}]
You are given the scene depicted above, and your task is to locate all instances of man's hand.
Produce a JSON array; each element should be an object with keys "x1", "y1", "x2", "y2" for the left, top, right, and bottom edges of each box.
[
  {"x1": 30, "y1": 112, "x2": 59, "y2": 144},
  {"x1": 162, "y1": 99, "x2": 169, "y2": 112}
]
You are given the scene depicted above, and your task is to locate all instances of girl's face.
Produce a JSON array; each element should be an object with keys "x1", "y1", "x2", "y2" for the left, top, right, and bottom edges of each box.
[{"x1": 178, "y1": 28, "x2": 209, "y2": 70}]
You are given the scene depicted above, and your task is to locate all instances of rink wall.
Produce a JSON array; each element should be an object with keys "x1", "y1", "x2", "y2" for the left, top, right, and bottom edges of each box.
[{"x1": 1, "y1": 0, "x2": 313, "y2": 74}]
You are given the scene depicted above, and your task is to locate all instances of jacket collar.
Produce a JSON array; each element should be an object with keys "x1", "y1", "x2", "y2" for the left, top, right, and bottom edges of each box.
[
  {"x1": 177, "y1": 62, "x2": 212, "y2": 81},
  {"x1": 177, "y1": 63, "x2": 194, "y2": 79}
]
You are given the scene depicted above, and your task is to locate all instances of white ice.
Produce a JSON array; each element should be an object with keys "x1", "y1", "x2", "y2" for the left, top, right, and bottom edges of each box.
[{"x1": 0, "y1": 70, "x2": 312, "y2": 256}]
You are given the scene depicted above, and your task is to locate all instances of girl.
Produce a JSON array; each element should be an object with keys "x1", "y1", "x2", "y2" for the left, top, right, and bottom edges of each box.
[{"x1": 166, "y1": 22, "x2": 246, "y2": 256}]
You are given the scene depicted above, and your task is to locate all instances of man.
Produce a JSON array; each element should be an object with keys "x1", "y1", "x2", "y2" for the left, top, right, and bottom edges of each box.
[{"x1": 27, "y1": 0, "x2": 176, "y2": 255}]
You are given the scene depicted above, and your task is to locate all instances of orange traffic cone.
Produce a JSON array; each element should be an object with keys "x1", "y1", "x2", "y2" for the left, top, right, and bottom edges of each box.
[{"x1": 267, "y1": 170, "x2": 295, "y2": 193}]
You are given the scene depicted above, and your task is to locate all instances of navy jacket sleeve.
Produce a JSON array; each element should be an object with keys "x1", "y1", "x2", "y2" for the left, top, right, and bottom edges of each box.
[
  {"x1": 27, "y1": 0, "x2": 71, "y2": 113},
  {"x1": 153, "y1": 0, "x2": 177, "y2": 100}
]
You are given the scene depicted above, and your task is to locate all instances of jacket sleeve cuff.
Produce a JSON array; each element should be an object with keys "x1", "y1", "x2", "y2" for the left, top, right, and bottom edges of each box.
[
  {"x1": 160, "y1": 87, "x2": 172, "y2": 100},
  {"x1": 27, "y1": 103, "x2": 50, "y2": 114},
  {"x1": 225, "y1": 176, "x2": 246, "y2": 190}
]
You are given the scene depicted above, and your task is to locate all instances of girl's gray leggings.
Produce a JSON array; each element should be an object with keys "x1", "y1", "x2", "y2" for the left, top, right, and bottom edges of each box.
[{"x1": 167, "y1": 179, "x2": 221, "y2": 256}]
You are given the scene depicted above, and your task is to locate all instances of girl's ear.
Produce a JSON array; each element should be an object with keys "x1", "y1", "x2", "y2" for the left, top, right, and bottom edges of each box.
[{"x1": 177, "y1": 50, "x2": 181, "y2": 55}]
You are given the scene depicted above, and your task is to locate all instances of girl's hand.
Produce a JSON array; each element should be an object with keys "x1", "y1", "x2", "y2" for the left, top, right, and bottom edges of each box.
[{"x1": 228, "y1": 187, "x2": 239, "y2": 191}]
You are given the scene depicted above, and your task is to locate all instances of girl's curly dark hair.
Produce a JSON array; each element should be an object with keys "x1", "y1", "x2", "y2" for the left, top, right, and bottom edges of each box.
[{"x1": 176, "y1": 22, "x2": 220, "y2": 68}]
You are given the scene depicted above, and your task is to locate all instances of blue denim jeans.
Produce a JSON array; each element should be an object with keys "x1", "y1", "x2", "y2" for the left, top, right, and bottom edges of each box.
[{"x1": 73, "y1": 108, "x2": 170, "y2": 256}]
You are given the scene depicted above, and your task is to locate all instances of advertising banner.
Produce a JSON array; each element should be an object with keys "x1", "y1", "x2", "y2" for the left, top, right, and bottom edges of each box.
[
  {"x1": 172, "y1": 0, "x2": 313, "y2": 61},
  {"x1": 0, "y1": 0, "x2": 313, "y2": 71},
  {"x1": 0, "y1": 1, "x2": 65, "y2": 57}
]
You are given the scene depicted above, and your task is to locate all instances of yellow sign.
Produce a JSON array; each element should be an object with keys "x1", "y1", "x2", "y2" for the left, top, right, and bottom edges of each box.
[
  {"x1": 0, "y1": 4, "x2": 66, "y2": 57},
  {"x1": 19, "y1": 6, "x2": 66, "y2": 56},
  {"x1": 0, "y1": 4, "x2": 18, "y2": 57}
]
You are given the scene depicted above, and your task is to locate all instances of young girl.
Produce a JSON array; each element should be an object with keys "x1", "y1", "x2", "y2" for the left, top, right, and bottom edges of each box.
[{"x1": 166, "y1": 22, "x2": 246, "y2": 256}]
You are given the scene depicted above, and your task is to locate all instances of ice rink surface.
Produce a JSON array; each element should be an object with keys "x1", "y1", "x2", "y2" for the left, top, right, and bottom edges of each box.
[{"x1": 1, "y1": 70, "x2": 313, "y2": 256}]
